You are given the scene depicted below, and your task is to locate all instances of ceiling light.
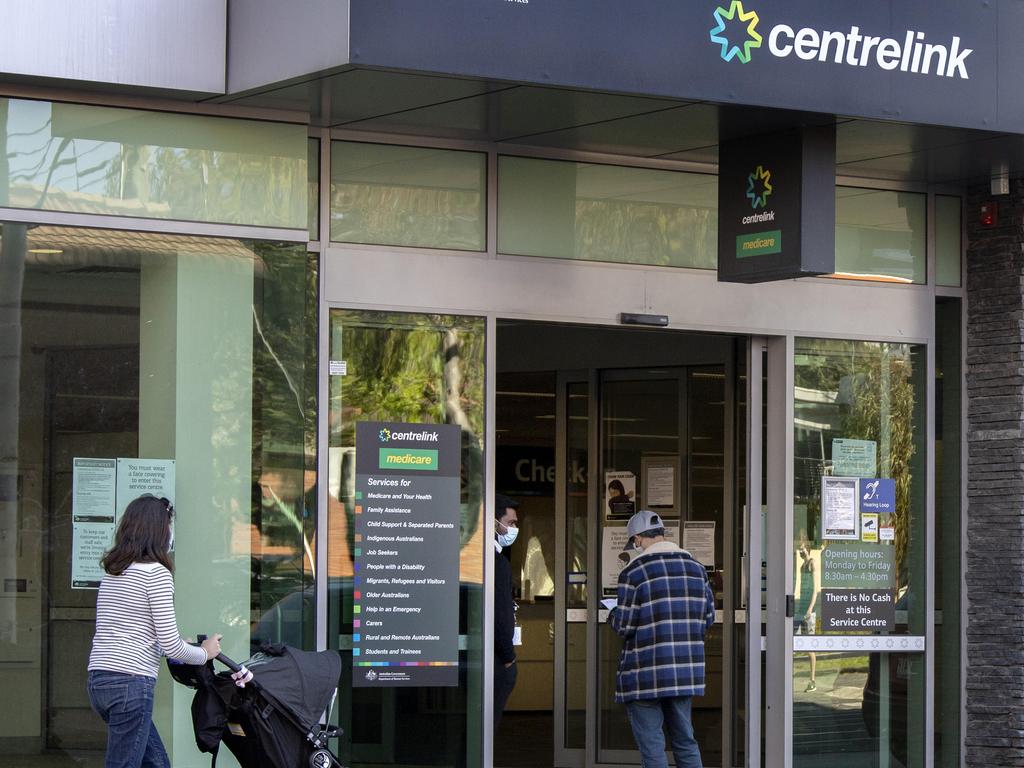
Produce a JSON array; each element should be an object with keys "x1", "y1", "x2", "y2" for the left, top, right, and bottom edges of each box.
[{"x1": 28, "y1": 248, "x2": 64, "y2": 254}]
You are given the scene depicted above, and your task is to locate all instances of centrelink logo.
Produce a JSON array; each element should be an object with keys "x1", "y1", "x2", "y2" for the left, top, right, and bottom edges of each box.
[
  {"x1": 709, "y1": 1, "x2": 972, "y2": 79},
  {"x1": 380, "y1": 427, "x2": 440, "y2": 443},
  {"x1": 746, "y1": 166, "x2": 772, "y2": 209}
]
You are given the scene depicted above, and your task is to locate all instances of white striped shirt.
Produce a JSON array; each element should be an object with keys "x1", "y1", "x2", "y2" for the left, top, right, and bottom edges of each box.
[{"x1": 88, "y1": 561, "x2": 208, "y2": 678}]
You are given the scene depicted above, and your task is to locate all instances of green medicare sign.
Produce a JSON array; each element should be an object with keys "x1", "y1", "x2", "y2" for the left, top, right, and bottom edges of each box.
[
  {"x1": 736, "y1": 229, "x2": 782, "y2": 258},
  {"x1": 378, "y1": 448, "x2": 439, "y2": 471},
  {"x1": 717, "y1": 126, "x2": 835, "y2": 283}
]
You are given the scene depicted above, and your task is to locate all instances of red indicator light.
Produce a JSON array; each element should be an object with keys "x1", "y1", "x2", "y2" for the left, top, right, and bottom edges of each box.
[{"x1": 980, "y1": 202, "x2": 998, "y2": 227}]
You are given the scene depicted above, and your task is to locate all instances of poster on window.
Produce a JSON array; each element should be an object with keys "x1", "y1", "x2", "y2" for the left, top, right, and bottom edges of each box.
[
  {"x1": 71, "y1": 459, "x2": 117, "y2": 589},
  {"x1": 602, "y1": 525, "x2": 680, "y2": 594},
  {"x1": 604, "y1": 471, "x2": 636, "y2": 521},
  {"x1": 822, "y1": 477, "x2": 859, "y2": 541}
]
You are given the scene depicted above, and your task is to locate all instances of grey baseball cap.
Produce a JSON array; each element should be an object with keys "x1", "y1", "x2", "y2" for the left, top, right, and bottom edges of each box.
[{"x1": 623, "y1": 510, "x2": 664, "y2": 548}]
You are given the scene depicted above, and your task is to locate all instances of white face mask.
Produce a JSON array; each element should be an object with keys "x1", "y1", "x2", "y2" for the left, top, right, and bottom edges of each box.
[
  {"x1": 167, "y1": 524, "x2": 175, "y2": 553},
  {"x1": 496, "y1": 521, "x2": 519, "y2": 548}
]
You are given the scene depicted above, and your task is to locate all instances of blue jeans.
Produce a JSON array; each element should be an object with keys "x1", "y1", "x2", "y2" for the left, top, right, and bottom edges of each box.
[
  {"x1": 625, "y1": 696, "x2": 702, "y2": 768},
  {"x1": 87, "y1": 670, "x2": 169, "y2": 768}
]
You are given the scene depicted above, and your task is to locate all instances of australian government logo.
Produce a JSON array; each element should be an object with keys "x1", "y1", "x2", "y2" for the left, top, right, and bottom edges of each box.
[{"x1": 709, "y1": 1, "x2": 972, "y2": 79}]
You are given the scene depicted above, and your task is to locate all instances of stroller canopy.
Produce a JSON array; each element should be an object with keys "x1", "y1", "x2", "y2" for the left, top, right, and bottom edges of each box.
[{"x1": 247, "y1": 644, "x2": 342, "y2": 732}]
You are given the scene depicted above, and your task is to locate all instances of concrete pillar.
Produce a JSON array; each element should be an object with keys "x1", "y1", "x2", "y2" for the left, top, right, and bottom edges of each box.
[{"x1": 139, "y1": 245, "x2": 253, "y2": 768}]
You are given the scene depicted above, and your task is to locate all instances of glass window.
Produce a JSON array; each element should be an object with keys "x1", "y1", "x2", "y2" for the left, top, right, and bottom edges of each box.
[
  {"x1": 834, "y1": 188, "x2": 927, "y2": 284},
  {"x1": 326, "y1": 309, "x2": 486, "y2": 768},
  {"x1": 0, "y1": 98, "x2": 309, "y2": 228},
  {"x1": 792, "y1": 338, "x2": 927, "y2": 768},
  {"x1": 330, "y1": 142, "x2": 486, "y2": 250},
  {"x1": 0, "y1": 223, "x2": 316, "y2": 764},
  {"x1": 498, "y1": 156, "x2": 717, "y2": 268},
  {"x1": 935, "y1": 195, "x2": 962, "y2": 287}
]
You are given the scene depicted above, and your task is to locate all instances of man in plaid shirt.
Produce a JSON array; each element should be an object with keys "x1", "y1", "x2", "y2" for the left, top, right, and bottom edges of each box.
[{"x1": 609, "y1": 510, "x2": 716, "y2": 768}]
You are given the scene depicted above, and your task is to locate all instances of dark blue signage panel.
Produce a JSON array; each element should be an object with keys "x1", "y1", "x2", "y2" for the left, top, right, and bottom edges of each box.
[
  {"x1": 860, "y1": 478, "x2": 896, "y2": 513},
  {"x1": 717, "y1": 126, "x2": 835, "y2": 283},
  {"x1": 350, "y1": 1, "x2": 1019, "y2": 132},
  {"x1": 353, "y1": 421, "x2": 461, "y2": 687}
]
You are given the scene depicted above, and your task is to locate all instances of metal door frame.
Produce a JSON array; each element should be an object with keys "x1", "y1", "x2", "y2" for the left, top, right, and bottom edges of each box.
[{"x1": 763, "y1": 336, "x2": 794, "y2": 768}]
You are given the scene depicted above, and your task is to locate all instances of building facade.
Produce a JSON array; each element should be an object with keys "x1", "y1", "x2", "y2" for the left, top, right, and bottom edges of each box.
[{"x1": 1, "y1": 1, "x2": 1015, "y2": 767}]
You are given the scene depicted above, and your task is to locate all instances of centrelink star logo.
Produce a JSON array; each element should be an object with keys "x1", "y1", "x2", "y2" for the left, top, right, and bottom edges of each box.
[
  {"x1": 379, "y1": 428, "x2": 391, "y2": 442},
  {"x1": 746, "y1": 166, "x2": 773, "y2": 209},
  {"x1": 710, "y1": 1, "x2": 762, "y2": 64}
]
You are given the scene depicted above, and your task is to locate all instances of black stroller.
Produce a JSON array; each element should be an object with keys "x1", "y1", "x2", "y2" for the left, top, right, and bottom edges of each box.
[{"x1": 168, "y1": 642, "x2": 344, "y2": 768}]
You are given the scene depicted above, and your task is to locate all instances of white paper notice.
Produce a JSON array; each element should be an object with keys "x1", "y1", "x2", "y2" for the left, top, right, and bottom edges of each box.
[
  {"x1": 602, "y1": 525, "x2": 680, "y2": 592},
  {"x1": 115, "y1": 459, "x2": 175, "y2": 523},
  {"x1": 71, "y1": 458, "x2": 117, "y2": 589},
  {"x1": 683, "y1": 521, "x2": 716, "y2": 567},
  {"x1": 602, "y1": 528, "x2": 636, "y2": 592},
  {"x1": 600, "y1": 598, "x2": 617, "y2": 611},
  {"x1": 646, "y1": 465, "x2": 675, "y2": 507},
  {"x1": 822, "y1": 476, "x2": 859, "y2": 540}
]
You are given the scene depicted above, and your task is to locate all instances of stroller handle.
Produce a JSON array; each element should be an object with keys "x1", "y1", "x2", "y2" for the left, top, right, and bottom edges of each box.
[
  {"x1": 196, "y1": 636, "x2": 244, "y2": 674},
  {"x1": 214, "y1": 652, "x2": 243, "y2": 673}
]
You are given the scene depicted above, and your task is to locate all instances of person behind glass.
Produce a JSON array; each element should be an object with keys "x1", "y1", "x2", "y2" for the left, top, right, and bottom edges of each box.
[
  {"x1": 795, "y1": 536, "x2": 819, "y2": 692},
  {"x1": 608, "y1": 510, "x2": 715, "y2": 768},
  {"x1": 86, "y1": 494, "x2": 248, "y2": 768},
  {"x1": 493, "y1": 493, "x2": 520, "y2": 730}
]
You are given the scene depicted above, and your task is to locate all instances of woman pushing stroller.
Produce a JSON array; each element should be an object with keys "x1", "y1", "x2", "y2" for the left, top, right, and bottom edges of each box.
[{"x1": 86, "y1": 494, "x2": 250, "y2": 768}]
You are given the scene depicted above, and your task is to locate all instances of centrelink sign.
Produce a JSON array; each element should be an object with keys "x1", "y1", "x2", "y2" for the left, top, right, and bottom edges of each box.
[
  {"x1": 710, "y1": 1, "x2": 972, "y2": 79},
  {"x1": 717, "y1": 125, "x2": 836, "y2": 283},
  {"x1": 362, "y1": 421, "x2": 460, "y2": 476},
  {"x1": 352, "y1": 0, "x2": 1009, "y2": 131}
]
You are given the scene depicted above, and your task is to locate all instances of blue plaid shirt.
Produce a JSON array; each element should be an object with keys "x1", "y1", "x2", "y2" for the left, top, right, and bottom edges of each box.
[{"x1": 609, "y1": 541, "x2": 715, "y2": 702}]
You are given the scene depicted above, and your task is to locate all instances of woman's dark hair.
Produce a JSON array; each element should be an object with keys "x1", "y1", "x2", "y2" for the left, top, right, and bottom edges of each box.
[
  {"x1": 608, "y1": 479, "x2": 625, "y2": 494},
  {"x1": 101, "y1": 495, "x2": 175, "y2": 575}
]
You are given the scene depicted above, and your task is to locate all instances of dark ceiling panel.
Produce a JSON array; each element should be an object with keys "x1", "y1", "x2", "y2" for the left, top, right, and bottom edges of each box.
[
  {"x1": 223, "y1": 68, "x2": 1015, "y2": 185},
  {"x1": 332, "y1": 85, "x2": 690, "y2": 143},
  {"x1": 504, "y1": 103, "x2": 719, "y2": 158}
]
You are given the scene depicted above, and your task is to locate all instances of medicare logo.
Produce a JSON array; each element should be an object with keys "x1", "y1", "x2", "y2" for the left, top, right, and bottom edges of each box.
[
  {"x1": 746, "y1": 165, "x2": 772, "y2": 209},
  {"x1": 709, "y1": 3, "x2": 973, "y2": 79}
]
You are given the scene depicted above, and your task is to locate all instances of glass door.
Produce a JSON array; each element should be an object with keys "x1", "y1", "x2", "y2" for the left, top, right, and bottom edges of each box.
[
  {"x1": 764, "y1": 337, "x2": 929, "y2": 768},
  {"x1": 590, "y1": 366, "x2": 734, "y2": 767},
  {"x1": 793, "y1": 338, "x2": 927, "y2": 768},
  {"x1": 324, "y1": 308, "x2": 488, "y2": 768}
]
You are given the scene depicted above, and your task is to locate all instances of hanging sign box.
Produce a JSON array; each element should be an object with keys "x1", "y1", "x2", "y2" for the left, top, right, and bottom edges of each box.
[{"x1": 717, "y1": 125, "x2": 835, "y2": 283}]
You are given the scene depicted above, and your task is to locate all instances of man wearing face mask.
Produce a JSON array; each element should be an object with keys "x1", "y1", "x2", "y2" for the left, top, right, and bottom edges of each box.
[
  {"x1": 493, "y1": 493, "x2": 520, "y2": 730},
  {"x1": 609, "y1": 510, "x2": 715, "y2": 768}
]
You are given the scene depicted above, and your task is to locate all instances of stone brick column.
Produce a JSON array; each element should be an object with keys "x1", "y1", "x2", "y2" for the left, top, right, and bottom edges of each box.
[{"x1": 966, "y1": 179, "x2": 1024, "y2": 766}]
